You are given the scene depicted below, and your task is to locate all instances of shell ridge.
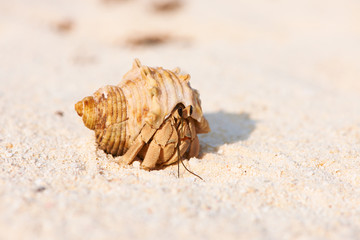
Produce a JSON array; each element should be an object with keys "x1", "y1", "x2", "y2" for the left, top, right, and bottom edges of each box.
[
  {"x1": 141, "y1": 67, "x2": 161, "y2": 127},
  {"x1": 164, "y1": 69, "x2": 182, "y2": 118},
  {"x1": 155, "y1": 70, "x2": 168, "y2": 120},
  {"x1": 95, "y1": 92, "x2": 106, "y2": 144},
  {"x1": 109, "y1": 87, "x2": 123, "y2": 154},
  {"x1": 160, "y1": 68, "x2": 176, "y2": 123},
  {"x1": 118, "y1": 87, "x2": 127, "y2": 155},
  {"x1": 168, "y1": 69, "x2": 184, "y2": 105},
  {"x1": 110, "y1": 124, "x2": 120, "y2": 155},
  {"x1": 99, "y1": 86, "x2": 114, "y2": 151},
  {"x1": 106, "y1": 87, "x2": 116, "y2": 152},
  {"x1": 119, "y1": 81, "x2": 135, "y2": 139},
  {"x1": 130, "y1": 80, "x2": 142, "y2": 140}
]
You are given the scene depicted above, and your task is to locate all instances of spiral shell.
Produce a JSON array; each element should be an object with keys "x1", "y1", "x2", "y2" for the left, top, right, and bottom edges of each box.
[{"x1": 75, "y1": 59, "x2": 210, "y2": 156}]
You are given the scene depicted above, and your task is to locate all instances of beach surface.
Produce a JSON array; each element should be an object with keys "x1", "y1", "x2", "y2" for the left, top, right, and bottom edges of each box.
[{"x1": 1, "y1": 0, "x2": 360, "y2": 239}]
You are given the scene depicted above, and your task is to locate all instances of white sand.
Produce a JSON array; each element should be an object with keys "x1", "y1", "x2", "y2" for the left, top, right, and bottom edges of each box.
[{"x1": 1, "y1": 0, "x2": 360, "y2": 239}]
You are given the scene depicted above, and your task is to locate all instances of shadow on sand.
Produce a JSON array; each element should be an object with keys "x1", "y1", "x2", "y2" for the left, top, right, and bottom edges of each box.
[{"x1": 199, "y1": 111, "x2": 256, "y2": 154}]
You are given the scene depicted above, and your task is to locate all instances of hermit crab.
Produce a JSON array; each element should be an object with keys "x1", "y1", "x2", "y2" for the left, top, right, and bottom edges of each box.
[{"x1": 75, "y1": 59, "x2": 210, "y2": 171}]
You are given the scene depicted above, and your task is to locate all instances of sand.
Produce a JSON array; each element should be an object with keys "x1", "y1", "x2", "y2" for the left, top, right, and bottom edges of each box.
[{"x1": 1, "y1": 0, "x2": 360, "y2": 239}]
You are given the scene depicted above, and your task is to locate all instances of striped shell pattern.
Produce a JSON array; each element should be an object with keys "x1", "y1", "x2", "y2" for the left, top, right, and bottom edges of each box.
[{"x1": 75, "y1": 59, "x2": 210, "y2": 161}]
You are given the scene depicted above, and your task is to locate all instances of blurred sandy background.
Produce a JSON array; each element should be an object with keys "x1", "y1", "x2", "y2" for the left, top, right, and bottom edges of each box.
[{"x1": 1, "y1": 0, "x2": 360, "y2": 239}]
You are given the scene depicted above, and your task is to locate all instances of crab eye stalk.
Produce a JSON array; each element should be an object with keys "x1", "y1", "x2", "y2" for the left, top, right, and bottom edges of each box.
[
  {"x1": 177, "y1": 107, "x2": 183, "y2": 117},
  {"x1": 189, "y1": 105, "x2": 193, "y2": 116}
]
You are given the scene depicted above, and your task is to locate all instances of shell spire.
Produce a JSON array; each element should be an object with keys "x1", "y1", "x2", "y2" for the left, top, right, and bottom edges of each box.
[
  {"x1": 75, "y1": 96, "x2": 96, "y2": 130},
  {"x1": 75, "y1": 86, "x2": 129, "y2": 155}
]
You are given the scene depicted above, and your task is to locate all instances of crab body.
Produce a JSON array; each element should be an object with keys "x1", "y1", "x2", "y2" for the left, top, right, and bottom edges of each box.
[{"x1": 75, "y1": 59, "x2": 210, "y2": 170}]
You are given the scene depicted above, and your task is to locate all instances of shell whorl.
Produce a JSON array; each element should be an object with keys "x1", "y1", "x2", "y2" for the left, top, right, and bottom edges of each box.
[
  {"x1": 75, "y1": 85, "x2": 128, "y2": 155},
  {"x1": 120, "y1": 59, "x2": 210, "y2": 140},
  {"x1": 75, "y1": 96, "x2": 96, "y2": 130}
]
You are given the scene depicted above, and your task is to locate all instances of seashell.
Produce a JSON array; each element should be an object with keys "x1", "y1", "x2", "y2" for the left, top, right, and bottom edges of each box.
[{"x1": 75, "y1": 59, "x2": 210, "y2": 170}]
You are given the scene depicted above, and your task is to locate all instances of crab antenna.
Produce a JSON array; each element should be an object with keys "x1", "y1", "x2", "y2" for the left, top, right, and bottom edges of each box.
[
  {"x1": 180, "y1": 157, "x2": 203, "y2": 181},
  {"x1": 175, "y1": 109, "x2": 203, "y2": 181}
]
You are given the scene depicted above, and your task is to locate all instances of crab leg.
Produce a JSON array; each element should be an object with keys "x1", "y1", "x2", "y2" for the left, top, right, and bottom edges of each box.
[
  {"x1": 122, "y1": 138, "x2": 145, "y2": 165},
  {"x1": 188, "y1": 135, "x2": 200, "y2": 159},
  {"x1": 141, "y1": 120, "x2": 175, "y2": 170},
  {"x1": 122, "y1": 123, "x2": 156, "y2": 165},
  {"x1": 163, "y1": 139, "x2": 191, "y2": 166},
  {"x1": 140, "y1": 141, "x2": 161, "y2": 170},
  {"x1": 188, "y1": 118, "x2": 200, "y2": 158}
]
